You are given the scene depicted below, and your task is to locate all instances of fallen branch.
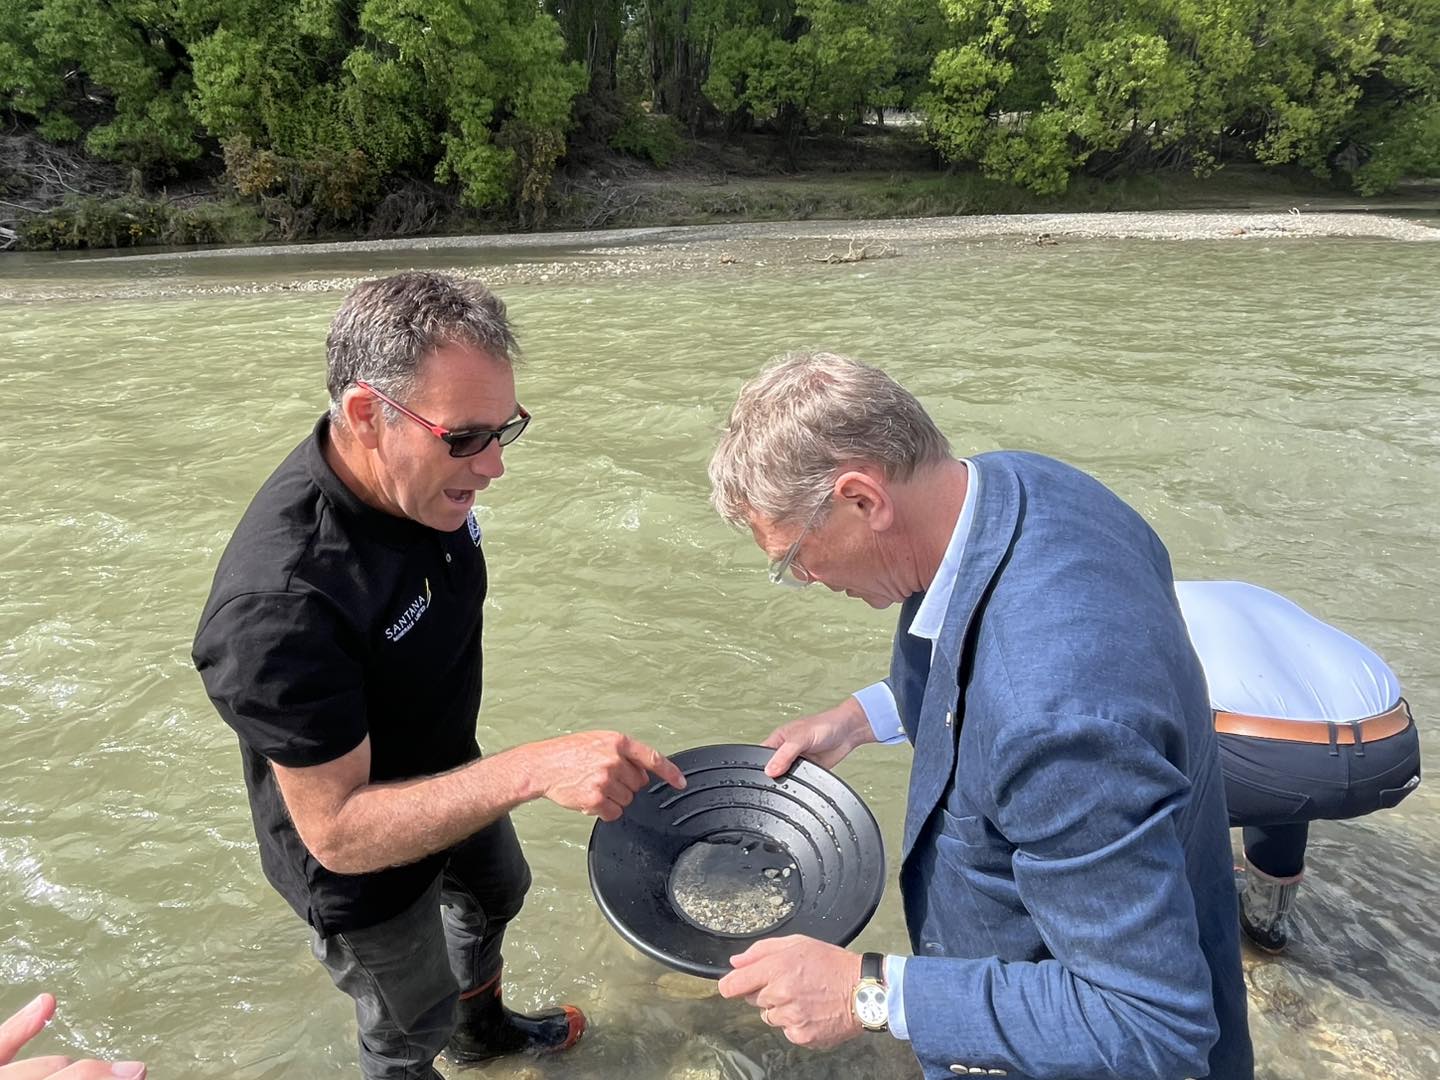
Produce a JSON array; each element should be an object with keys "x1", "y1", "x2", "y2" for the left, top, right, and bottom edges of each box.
[
  {"x1": 808, "y1": 239, "x2": 900, "y2": 263},
  {"x1": 581, "y1": 187, "x2": 644, "y2": 229}
]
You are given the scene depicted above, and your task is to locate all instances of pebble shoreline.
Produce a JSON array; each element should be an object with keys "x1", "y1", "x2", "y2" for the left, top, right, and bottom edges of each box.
[{"x1": 2, "y1": 210, "x2": 1435, "y2": 304}]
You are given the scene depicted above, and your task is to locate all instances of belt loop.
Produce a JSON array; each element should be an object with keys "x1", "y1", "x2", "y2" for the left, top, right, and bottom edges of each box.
[
  {"x1": 1352, "y1": 718, "x2": 1366, "y2": 757},
  {"x1": 1327, "y1": 722, "x2": 1340, "y2": 757}
]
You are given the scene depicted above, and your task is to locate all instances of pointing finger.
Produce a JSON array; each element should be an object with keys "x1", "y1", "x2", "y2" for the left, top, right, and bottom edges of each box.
[{"x1": 625, "y1": 741, "x2": 686, "y2": 790}]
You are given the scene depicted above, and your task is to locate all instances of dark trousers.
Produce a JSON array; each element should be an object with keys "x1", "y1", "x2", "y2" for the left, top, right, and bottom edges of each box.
[
  {"x1": 309, "y1": 816, "x2": 532, "y2": 1080},
  {"x1": 1219, "y1": 720, "x2": 1422, "y2": 878}
]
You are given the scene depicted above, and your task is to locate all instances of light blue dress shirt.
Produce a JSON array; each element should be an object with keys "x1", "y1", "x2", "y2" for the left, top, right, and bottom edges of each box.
[{"x1": 851, "y1": 461, "x2": 979, "y2": 1040}]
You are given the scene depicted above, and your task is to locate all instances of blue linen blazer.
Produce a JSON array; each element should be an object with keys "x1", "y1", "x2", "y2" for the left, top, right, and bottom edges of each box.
[{"x1": 892, "y1": 452, "x2": 1253, "y2": 1079}]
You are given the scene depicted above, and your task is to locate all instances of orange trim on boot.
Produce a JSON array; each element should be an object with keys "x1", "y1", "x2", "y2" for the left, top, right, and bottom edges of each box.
[
  {"x1": 555, "y1": 1005, "x2": 586, "y2": 1053},
  {"x1": 459, "y1": 971, "x2": 502, "y2": 1000}
]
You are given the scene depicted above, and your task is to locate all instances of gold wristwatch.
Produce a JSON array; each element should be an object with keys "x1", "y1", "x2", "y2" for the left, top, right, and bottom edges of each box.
[{"x1": 852, "y1": 951, "x2": 889, "y2": 1032}]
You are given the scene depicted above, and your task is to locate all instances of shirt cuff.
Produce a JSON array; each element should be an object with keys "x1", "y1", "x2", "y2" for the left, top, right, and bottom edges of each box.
[
  {"x1": 853, "y1": 682, "x2": 907, "y2": 744},
  {"x1": 884, "y1": 954, "x2": 909, "y2": 1040}
]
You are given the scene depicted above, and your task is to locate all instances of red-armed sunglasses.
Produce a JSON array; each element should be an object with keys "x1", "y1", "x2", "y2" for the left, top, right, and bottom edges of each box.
[{"x1": 357, "y1": 380, "x2": 531, "y2": 459}]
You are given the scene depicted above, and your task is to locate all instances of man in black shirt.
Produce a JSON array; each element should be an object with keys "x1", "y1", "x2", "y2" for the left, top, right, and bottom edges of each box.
[{"x1": 194, "y1": 272, "x2": 684, "y2": 1080}]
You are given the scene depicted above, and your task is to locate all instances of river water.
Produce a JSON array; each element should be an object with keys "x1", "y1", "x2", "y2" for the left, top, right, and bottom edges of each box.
[{"x1": 2, "y1": 218, "x2": 1437, "y2": 1079}]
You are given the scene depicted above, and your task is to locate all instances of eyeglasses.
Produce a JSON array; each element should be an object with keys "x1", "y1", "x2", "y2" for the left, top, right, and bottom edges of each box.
[
  {"x1": 767, "y1": 499, "x2": 828, "y2": 587},
  {"x1": 357, "y1": 380, "x2": 530, "y2": 458}
]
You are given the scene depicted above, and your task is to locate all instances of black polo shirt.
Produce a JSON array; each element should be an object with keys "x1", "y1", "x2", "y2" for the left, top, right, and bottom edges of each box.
[{"x1": 193, "y1": 415, "x2": 488, "y2": 935}]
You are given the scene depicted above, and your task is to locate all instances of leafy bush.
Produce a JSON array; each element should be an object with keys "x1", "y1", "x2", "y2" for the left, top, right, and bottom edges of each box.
[
  {"x1": 221, "y1": 135, "x2": 378, "y2": 236},
  {"x1": 18, "y1": 195, "x2": 263, "y2": 249},
  {"x1": 610, "y1": 106, "x2": 685, "y2": 166}
]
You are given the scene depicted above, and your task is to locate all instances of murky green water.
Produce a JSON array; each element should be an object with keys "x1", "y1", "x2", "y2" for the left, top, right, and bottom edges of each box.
[{"x1": 2, "y1": 225, "x2": 1438, "y2": 1079}]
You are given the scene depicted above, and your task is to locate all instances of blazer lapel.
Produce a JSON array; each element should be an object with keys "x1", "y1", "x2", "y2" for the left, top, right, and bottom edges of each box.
[{"x1": 901, "y1": 458, "x2": 1022, "y2": 863}]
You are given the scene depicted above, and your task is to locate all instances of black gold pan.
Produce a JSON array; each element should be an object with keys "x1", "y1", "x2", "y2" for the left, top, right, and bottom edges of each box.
[{"x1": 588, "y1": 743, "x2": 886, "y2": 978}]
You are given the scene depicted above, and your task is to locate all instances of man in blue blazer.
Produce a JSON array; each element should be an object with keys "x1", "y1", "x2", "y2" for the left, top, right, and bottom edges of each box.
[{"x1": 710, "y1": 353, "x2": 1253, "y2": 1079}]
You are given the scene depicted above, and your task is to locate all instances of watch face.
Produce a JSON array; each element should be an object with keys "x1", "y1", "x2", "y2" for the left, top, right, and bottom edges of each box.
[{"x1": 854, "y1": 982, "x2": 888, "y2": 1028}]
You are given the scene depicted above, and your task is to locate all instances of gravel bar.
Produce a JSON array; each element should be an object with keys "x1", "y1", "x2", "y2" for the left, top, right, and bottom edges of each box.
[{"x1": 3, "y1": 210, "x2": 1434, "y2": 303}]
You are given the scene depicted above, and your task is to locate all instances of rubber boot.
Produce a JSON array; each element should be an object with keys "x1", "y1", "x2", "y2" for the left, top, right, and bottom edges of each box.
[
  {"x1": 1238, "y1": 857, "x2": 1302, "y2": 954},
  {"x1": 442, "y1": 971, "x2": 586, "y2": 1066}
]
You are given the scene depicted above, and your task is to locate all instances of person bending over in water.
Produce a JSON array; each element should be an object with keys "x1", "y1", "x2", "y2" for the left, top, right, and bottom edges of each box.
[
  {"x1": 1176, "y1": 580, "x2": 1422, "y2": 953},
  {"x1": 194, "y1": 272, "x2": 684, "y2": 1080}
]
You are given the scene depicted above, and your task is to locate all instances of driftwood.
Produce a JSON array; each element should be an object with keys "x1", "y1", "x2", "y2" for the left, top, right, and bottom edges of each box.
[
  {"x1": 582, "y1": 187, "x2": 643, "y2": 228},
  {"x1": 808, "y1": 239, "x2": 899, "y2": 264},
  {"x1": 0, "y1": 133, "x2": 123, "y2": 249},
  {"x1": 549, "y1": 173, "x2": 651, "y2": 230}
]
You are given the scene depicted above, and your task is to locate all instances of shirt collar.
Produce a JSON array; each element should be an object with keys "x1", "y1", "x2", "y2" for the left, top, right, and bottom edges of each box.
[
  {"x1": 910, "y1": 459, "x2": 979, "y2": 643},
  {"x1": 305, "y1": 413, "x2": 435, "y2": 548}
]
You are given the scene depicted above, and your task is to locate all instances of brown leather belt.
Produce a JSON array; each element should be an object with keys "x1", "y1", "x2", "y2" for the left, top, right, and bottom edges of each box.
[{"x1": 1214, "y1": 700, "x2": 1411, "y2": 745}]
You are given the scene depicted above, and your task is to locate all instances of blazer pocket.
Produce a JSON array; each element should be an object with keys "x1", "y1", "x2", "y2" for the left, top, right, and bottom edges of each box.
[{"x1": 936, "y1": 807, "x2": 988, "y2": 850}]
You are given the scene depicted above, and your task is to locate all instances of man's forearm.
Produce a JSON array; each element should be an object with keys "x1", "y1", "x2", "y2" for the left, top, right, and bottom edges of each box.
[
  {"x1": 836, "y1": 694, "x2": 883, "y2": 752},
  {"x1": 313, "y1": 748, "x2": 536, "y2": 874}
]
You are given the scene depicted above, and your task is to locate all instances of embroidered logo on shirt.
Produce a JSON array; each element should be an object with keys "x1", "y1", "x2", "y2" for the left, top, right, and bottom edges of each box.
[
  {"x1": 385, "y1": 579, "x2": 432, "y2": 642},
  {"x1": 467, "y1": 510, "x2": 482, "y2": 547}
]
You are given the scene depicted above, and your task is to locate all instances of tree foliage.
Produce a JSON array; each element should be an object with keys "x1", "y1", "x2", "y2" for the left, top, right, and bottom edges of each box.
[
  {"x1": 2, "y1": 0, "x2": 1437, "y2": 226},
  {"x1": 185, "y1": 0, "x2": 584, "y2": 217},
  {"x1": 1, "y1": 0, "x2": 200, "y2": 168},
  {"x1": 921, "y1": 0, "x2": 1440, "y2": 193},
  {"x1": 698, "y1": 0, "x2": 941, "y2": 147}
]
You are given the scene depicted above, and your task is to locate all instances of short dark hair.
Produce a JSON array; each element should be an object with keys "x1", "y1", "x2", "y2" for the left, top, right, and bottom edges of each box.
[{"x1": 325, "y1": 272, "x2": 518, "y2": 421}]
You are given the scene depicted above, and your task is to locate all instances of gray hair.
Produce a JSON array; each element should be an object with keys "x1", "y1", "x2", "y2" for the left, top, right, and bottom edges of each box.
[
  {"x1": 709, "y1": 351, "x2": 952, "y2": 528},
  {"x1": 325, "y1": 271, "x2": 518, "y2": 423}
]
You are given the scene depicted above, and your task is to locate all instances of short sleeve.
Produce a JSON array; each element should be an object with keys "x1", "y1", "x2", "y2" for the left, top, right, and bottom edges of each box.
[{"x1": 194, "y1": 590, "x2": 368, "y2": 768}]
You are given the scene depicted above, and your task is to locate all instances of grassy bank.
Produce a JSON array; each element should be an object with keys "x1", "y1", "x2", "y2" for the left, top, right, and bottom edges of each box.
[
  {"x1": 16, "y1": 196, "x2": 268, "y2": 250},
  {"x1": 547, "y1": 168, "x2": 1373, "y2": 232},
  {"x1": 10, "y1": 133, "x2": 1427, "y2": 253}
]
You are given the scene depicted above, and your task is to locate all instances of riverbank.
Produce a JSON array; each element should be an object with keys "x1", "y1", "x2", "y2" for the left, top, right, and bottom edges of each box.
[
  {"x1": 3, "y1": 209, "x2": 1436, "y2": 304},
  {"x1": 6, "y1": 123, "x2": 1438, "y2": 253}
]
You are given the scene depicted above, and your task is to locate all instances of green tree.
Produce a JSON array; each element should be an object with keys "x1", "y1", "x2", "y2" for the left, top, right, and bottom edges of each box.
[
  {"x1": 187, "y1": 0, "x2": 584, "y2": 219},
  {"x1": 702, "y1": 0, "x2": 923, "y2": 153},
  {"x1": 640, "y1": 0, "x2": 723, "y2": 128},
  {"x1": 1, "y1": 0, "x2": 201, "y2": 168},
  {"x1": 0, "y1": 0, "x2": 67, "y2": 136},
  {"x1": 357, "y1": 0, "x2": 583, "y2": 216},
  {"x1": 546, "y1": 0, "x2": 626, "y2": 100},
  {"x1": 185, "y1": 0, "x2": 362, "y2": 161},
  {"x1": 922, "y1": 0, "x2": 1440, "y2": 193}
]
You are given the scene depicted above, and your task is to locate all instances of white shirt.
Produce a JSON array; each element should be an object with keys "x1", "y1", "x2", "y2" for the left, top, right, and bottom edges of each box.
[
  {"x1": 1174, "y1": 580, "x2": 1399, "y2": 721},
  {"x1": 853, "y1": 460, "x2": 980, "y2": 747},
  {"x1": 847, "y1": 460, "x2": 977, "y2": 1039}
]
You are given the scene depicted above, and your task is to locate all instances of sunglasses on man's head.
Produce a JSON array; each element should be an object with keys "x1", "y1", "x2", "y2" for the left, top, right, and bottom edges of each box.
[{"x1": 357, "y1": 380, "x2": 531, "y2": 458}]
